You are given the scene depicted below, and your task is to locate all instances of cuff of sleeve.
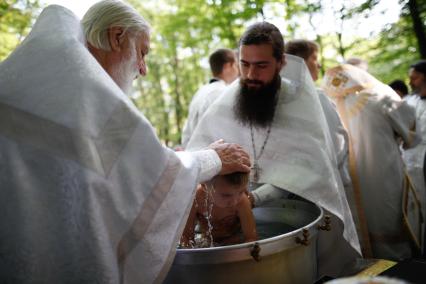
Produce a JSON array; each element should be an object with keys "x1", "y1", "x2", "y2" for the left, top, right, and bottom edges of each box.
[
  {"x1": 192, "y1": 149, "x2": 222, "y2": 183},
  {"x1": 251, "y1": 184, "x2": 288, "y2": 206}
]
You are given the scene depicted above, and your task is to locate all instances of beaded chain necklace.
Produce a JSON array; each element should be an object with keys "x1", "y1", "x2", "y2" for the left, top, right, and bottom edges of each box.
[{"x1": 249, "y1": 122, "x2": 272, "y2": 185}]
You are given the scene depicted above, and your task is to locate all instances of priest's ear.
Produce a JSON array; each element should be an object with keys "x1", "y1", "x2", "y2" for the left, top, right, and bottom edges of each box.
[
  {"x1": 108, "y1": 26, "x2": 125, "y2": 52},
  {"x1": 279, "y1": 54, "x2": 287, "y2": 71}
]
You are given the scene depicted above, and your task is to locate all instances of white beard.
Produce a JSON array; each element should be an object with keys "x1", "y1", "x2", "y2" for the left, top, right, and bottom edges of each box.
[{"x1": 111, "y1": 38, "x2": 139, "y2": 95}]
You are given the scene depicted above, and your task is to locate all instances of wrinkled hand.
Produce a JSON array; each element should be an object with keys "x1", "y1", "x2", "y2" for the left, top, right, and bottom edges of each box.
[{"x1": 209, "y1": 139, "x2": 251, "y2": 175}]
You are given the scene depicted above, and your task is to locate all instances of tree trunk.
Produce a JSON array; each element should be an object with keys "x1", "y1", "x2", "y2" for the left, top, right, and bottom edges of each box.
[
  {"x1": 316, "y1": 35, "x2": 325, "y2": 77},
  {"x1": 153, "y1": 64, "x2": 170, "y2": 146},
  {"x1": 336, "y1": 5, "x2": 347, "y2": 59},
  {"x1": 172, "y1": 47, "x2": 183, "y2": 137},
  {"x1": 337, "y1": 32, "x2": 346, "y2": 59},
  {"x1": 408, "y1": 0, "x2": 426, "y2": 58}
]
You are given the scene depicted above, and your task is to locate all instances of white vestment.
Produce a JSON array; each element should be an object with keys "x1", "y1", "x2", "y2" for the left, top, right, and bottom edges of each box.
[
  {"x1": 181, "y1": 80, "x2": 227, "y2": 147},
  {"x1": 0, "y1": 6, "x2": 222, "y2": 284},
  {"x1": 403, "y1": 97, "x2": 426, "y2": 238},
  {"x1": 187, "y1": 55, "x2": 361, "y2": 278},
  {"x1": 404, "y1": 93, "x2": 420, "y2": 108},
  {"x1": 316, "y1": 88, "x2": 352, "y2": 190},
  {"x1": 323, "y1": 64, "x2": 422, "y2": 260}
]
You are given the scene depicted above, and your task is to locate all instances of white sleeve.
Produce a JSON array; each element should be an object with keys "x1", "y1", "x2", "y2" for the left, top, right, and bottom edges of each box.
[
  {"x1": 251, "y1": 183, "x2": 289, "y2": 206},
  {"x1": 176, "y1": 149, "x2": 222, "y2": 183},
  {"x1": 384, "y1": 99, "x2": 419, "y2": 148}
]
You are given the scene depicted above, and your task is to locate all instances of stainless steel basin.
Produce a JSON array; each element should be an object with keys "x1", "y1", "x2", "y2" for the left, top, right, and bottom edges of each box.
[{"x1": 164, "y1": 198, "x2": 324, "y2": 284}]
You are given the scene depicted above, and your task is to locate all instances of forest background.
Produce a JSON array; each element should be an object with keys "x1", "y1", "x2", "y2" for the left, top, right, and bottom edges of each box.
[{"x1": 1, "y1": 0, "x2": 425, "y2": 146}]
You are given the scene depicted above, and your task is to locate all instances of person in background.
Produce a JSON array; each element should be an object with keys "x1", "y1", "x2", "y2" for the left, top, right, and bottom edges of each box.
[
  {"x1": 284, "y1": 39, "x2": 321, "y2": 81},
  {"x1": 180, "y1": 171, "x2": 257, "y2": 247},
  {"x1": 389, "y1": 79, "x2": 409, "y2": 99},
  {"x1": 402, "y1": 60, "x2": 426, "y2": 256},
  {"x1": 404, "y1": 60, "x2": 426, "y2": 107},
  {"x1": 420, "y1": 80, "x2": 426, "y2": 97},
  {"x1": 323, "y1": 64, "x2": 421, "y2": 260},
  {"x1": 181, "y1": 48, "x2": 239, "y2": 147},
  {"x1": 0, "y1": 1, "x2": 251, "y2": 283}
]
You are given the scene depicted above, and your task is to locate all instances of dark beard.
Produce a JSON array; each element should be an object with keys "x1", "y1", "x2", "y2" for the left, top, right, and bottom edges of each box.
[{"x1": 234, "y1": 73, "x2": 281, "y2": 128}]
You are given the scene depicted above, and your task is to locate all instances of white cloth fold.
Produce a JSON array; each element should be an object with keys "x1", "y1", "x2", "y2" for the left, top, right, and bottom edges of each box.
[{"x1": 181, "y1": 80, "x2": 227, "y2": 147}]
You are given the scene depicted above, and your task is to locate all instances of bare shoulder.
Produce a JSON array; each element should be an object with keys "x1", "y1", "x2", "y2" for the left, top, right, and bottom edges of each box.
[
  {"x1": 239, "y1": 193, "x2": 251, "y2": 206},
  {"x1": 195, "y1": 184, "x2": 206, "y2": 199},
  {"x1": 237, "y1": 194, "x2": 253, "y2": 212}
]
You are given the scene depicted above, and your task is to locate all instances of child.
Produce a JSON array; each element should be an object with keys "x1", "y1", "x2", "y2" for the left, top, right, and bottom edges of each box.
[{"x1": 180, "y1": 172, "x2": 257, "y2": 247}]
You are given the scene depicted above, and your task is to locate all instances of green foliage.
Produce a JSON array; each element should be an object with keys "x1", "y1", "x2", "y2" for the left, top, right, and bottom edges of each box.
[
  {"x1": 369, "y1": 17, "x2": 420, "y2": 84},
  {"x1": 130, "y1": 0, "x2": 424, "y2": 146},
  {"x1": 0, "y1": 0, "x2": 40, "y2": 60},
  {"x1": 352, "y1": 0, "x2": 426, "y2": 84},
  {"x1": 1, "y1": 0, "x2": 425, "y2": 146},
  {"x1": 130, "y1": 0, "x2": 265, "y2": 146},
  {"x1": 297, "y1": 0, "x2": 425, "y2": 84}
]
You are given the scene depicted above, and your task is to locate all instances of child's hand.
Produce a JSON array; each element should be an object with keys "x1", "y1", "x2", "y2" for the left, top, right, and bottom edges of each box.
[{"x1": 244, "y1": 190, "x2": 255, "y2": 208}]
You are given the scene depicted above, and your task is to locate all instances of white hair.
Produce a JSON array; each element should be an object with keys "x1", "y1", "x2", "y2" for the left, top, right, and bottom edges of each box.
[{"x1": 81, "y1": 0, "x2": 151, "y2": 51}]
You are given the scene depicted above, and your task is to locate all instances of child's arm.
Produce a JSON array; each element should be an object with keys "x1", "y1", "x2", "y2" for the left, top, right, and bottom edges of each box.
[
  {"x1": 238, "y1": 194, "x2": 258, "y2": 243},
  {"x1": 180, "y1": 189, "x2": 200, "y2": 247}
]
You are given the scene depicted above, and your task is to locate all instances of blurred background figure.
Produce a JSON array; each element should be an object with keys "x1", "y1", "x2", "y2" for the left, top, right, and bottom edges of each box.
[
  {"x1": 389, "y1": 79, "x2": 409, "y2": 99},
  {"x1": 405, "y1": 60, "x2": 426, "y2": 107},
  {"x1": 402, "y1": 60, "x2": 426, "y2": 256},
  {"x1": 323, "y1": 64, "x2": 421, "y2": 261},
  {"x1": 284, "y1": 39, "x2": 321, "y2": 81},
  {"x1": 181, "y1": 48, "x2": 239, "y2": 147}
]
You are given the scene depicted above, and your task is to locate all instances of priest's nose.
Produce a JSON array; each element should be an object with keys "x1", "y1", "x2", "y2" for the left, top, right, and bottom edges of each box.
[
  {"x1": 139, "y1": 59, "x2": 147, "y2": 77},
  {"x1": 247, "y1": 65, "x2": 258, "y2": 80}
]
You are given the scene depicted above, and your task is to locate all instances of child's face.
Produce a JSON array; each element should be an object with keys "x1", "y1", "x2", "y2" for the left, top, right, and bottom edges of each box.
[{"x1": 211, "y1": 178, "x2": 247, "y2": 208}]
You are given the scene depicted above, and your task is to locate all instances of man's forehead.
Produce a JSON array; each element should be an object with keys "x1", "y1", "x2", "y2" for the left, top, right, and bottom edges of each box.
[
  {"x1": 239, "y1": 44, "x2": 275, "y2": 61},
  {"x1": 410, "y1": 69, "x2": 424, "y2": 78},
  {"x1": 136, "y1": 33, "x2": 150, "y2": 53}
]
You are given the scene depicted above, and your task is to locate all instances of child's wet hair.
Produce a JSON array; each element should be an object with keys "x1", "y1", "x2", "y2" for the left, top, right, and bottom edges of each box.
[{"x1": 217, "y1": 172, "x2": 249, "y2": 186}]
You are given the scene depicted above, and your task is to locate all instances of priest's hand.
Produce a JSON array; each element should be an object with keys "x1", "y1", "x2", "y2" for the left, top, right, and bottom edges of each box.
[{"x1": 209, "y1": 139, "x2": 251, "y2": 175}]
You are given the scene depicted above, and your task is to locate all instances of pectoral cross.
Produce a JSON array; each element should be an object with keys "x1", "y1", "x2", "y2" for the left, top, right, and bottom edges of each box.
[{"x1": 251, "y1": 161, "x2": 261, "y2": 183}]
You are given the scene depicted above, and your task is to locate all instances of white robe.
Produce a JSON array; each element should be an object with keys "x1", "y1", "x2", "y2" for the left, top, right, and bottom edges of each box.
[
  {"x1": 403, "y1": 97, "x2": 426, "y2": 238},
  {"x1": 187, "y1": 55, "x2": 361, "y2": 278},
  {"x1": 316, "y1": 88, "x2": 352, "y2": 190},
  {"x1": 404, "y1": 93, "x2": 420, "y2": 108},
  {"x1": 323, "y1": 64, "x2": 421, "y2": 260},
  {"x1": 0, "y1": 5, "x2": 221, "y2": 283},
  {"x1": 181, "y1": 80, "x2": 227, "y2": 147}
]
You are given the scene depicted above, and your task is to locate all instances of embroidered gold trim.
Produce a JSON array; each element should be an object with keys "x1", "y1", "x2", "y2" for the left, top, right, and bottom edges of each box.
[{"x1": 336, "y1": 98, "x2": 373, "y2": 258}]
